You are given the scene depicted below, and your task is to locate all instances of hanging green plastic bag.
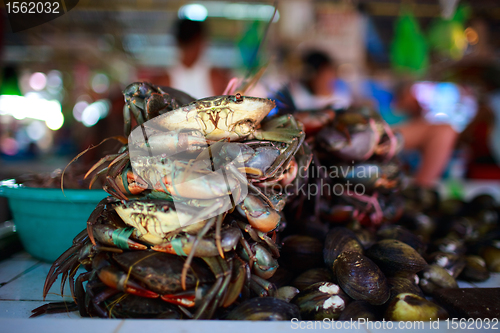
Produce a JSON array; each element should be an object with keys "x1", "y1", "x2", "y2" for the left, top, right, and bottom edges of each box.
[
  {"x1": 428, "y1": 5, "x2": 469, "y2": 60},
  {"x1": 390, "y1": 11, "x2": 429, "y2": 75}
]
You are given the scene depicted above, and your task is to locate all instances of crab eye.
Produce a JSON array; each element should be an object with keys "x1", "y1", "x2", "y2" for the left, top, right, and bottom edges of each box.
[{"x1": 235, "y1": 93, "x2": 243, "y2": 103}]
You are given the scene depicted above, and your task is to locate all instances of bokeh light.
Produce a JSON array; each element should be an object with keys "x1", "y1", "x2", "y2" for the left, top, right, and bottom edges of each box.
[
  {"x1": 1, "y1": 137, "x2": 19, "y2": 155},
  {"x1": 91, "y1": 73, "x2": 110, "y2": 94},
  {"x1": 178, "y1": 4, "x2": 208, "y2": 21},
  {"x1": 29, "y1": 72, "x2": 47, "y2": 91},
  {"x1": 465, "y1": 27, "x2": 479, "y2": 45},
  {"x1": 73, "y1": 101, "x2": 89, "y2": 122},
  {"x1": 46, "y1": 70, "x2": 63, "y2": 89},
  {"x1": 0, "y1": 94, "x2": 64, "y2": 130},
  {"x1": 81, "y1": 99, "x2": 111, "y2": 127},
  {"x1": 26, "y1": 121, "x2": 47, "y2": 141}
]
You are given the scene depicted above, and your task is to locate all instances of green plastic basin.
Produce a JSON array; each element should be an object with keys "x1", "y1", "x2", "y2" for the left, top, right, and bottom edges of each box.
[{"x1": 0, "y1": 180, "x2": 108, "y2": 262}]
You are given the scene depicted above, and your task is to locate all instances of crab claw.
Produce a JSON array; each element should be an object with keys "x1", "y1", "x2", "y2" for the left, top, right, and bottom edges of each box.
[
  {"x1": 92, "y1": 224, "x2": 147, "y2": 250},
  {"x1": 161, "y1": 291, "x2": 197, "y2": 307},
  {"x1": 97, "y1": 266, "x2": 159, "y2": 298},
  {"x1": 237, "y1": 195, "x2": 280, "y2": 233}
]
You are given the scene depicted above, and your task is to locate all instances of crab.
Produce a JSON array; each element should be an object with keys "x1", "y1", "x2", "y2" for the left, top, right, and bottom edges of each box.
[{"x1": 36, "y1": 198, "x2": 280, "y2": 319}]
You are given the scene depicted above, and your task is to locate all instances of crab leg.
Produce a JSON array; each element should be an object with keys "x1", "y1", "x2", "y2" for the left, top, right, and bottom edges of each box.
[
  {"x1": 84, "y1": 153, "x2": 121, "y2": 181},
  {"x1": 250, "y1": 274, "x2": 276, "y2": 297},
  {"x1": 43, "y1": 230, "x2": 90, "y2": 299},
  {"x1": 222, "y1": 256, "x2": 246, "y2": 307},
  {"x1": 236, "y1": 220, "x2": 280, "y2": 258},
  {"x1": 30, "y1": 301, "x2": 79, "y2": 318},
  {"x1": 180, "y1": 215, "x2": 217, "y2": 290},
  {"x1": 92, "y1": 224, "x2": 147, "y2": 250},
  {"x1": 255, "y1": 114, "x2": 304, "y2": 144},
  {"x1": 152, "y1": 227, "x2": 240, "y2": 256},
  {"x1": 225, "y1": 162, "x2": 276, "y2": 210},
  {"x1": 87, "y1": 197, "x2": 116, "y2": 246},
  {"x1": 123, "y1": 105, "x2": 131, "y2": 137},
  {"x1": 208, "y1": 257, "x2": 233, "y2": 318},
  {"x1": 97, "y1": 265, "x2": 159, "y2": 298},
  {"x1": 193, "y1": 256, "x2": 232, "y2": 319}
]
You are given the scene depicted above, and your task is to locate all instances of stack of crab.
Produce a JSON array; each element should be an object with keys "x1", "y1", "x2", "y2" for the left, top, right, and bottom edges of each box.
[
  {"x1": 313, "y1": 107, "x2": 406, "y2": 229},
  {"x1": 34, "y1": 82, "x2": 313, "y2": 319}
]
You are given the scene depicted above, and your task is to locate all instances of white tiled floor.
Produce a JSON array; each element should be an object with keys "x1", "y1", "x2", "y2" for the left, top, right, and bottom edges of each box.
[{"x1": 0, "y1": 252, "x2": 498, "y2": 333}]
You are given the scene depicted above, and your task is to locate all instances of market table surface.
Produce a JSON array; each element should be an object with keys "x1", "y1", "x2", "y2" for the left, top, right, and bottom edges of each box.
[{"x1": 0, "y1": 252, "x2": 499, "y2": 333}]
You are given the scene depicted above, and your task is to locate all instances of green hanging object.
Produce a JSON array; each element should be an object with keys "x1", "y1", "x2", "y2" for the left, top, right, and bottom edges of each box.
[
  {"x1": 390, "y1": 11, "x2": 429, "y2": 75},
  {"x1": 0, "y1": 66, "x2": 22, "y2": 96},
  {"x1": 237, "y1": 21, "x2": 263, "y2": 71},
  {"x1": 428, "y1": 5, "x2": 470, "y2": 60}
]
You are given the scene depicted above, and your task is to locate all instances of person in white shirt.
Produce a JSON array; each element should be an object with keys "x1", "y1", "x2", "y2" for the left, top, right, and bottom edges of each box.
[{"x1": 153, "y1": 19, "x2": 230, "y2": 99}]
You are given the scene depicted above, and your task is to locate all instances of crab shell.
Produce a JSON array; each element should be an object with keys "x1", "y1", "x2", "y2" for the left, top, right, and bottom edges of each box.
[{"x1": 151, "y1": 95, "x2": 276, "y2": 141}]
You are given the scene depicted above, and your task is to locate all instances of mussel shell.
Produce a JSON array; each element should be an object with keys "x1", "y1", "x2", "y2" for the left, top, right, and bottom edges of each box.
[
  {"x1": 366, "y1": 239, "x2": 427, "y2": 276},
  {"x1": 292, "y1": 268, "x2": 334, "y2": 292},
  {"x1": 480, "y1": 244, "x2": 500, "y2": 272},
  {"x1": 267, "y1": 266, "x2": 294, "y2": 289},
  {"x1": 334, "y1": 251, "x2": 390, "y2": 305},
  {"x1": 280, "y1": 235, "x2": 324, "y2": 273},
  {"x1": 402, "y1": 186, "x2": 440, "y2": 212},
  {"x1": 225, "y1": 297, "x2": 300, "y2": 321},
  {"x1": 384, "y1": 293, "x2": 448, "y2": 321},
  {"x1": 475, "y1": 209, "x2": 499, "y2": 226},
  {"x1": 387, "y1": 277, "x2": 424, "y2": 302},
  {"x1": 291, "y1": 282, "x2": 350, "y2": 320},
  {"x1": 353, "y1": 228, "x2": 377, "y2": 250},
  {"x1": 467, "y1": 194, "x2": 497, "y2": 212},
  {"x1": 377, "y1": 225, "x2": 427, "y2": 255},
  {"x1": 275, "y1": 286, "x2": 300, "y2": 303},
  {"x1": 398, "y1": 213, "x2": 436, "y2": 243},
  {"x1": 440, "y1": 198, "x2": 466, "y2": 216},
  {"x1": 432, "y1": 236, "x2": 467, "y2": 256},
  {"x1": 459, "y1": 255, "x2": 490, "y2": 282},
  {"x1": 338, "y1": 301, "x2": 380, "y2": 321},
  {"x1": 427, "y1": 252, "x2": 466, "y2": 279},
  {"x1": 323, "y1": 227, "x2": 363, "y2": 268},
  {"x1": 449, "y1": 217, "x2": 480, "y2": 242},
  {"x1": 418, "y1": 264, "x2": 458, "y2": 295}
]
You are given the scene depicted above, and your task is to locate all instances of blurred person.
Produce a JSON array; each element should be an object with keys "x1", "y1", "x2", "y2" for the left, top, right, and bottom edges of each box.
[
  {"x1": 393, "y1": 82, "x2": 462, "y2": 187},
  {"x1": 153, "y1": 19, "x2": 231, "y2": 98},
  {"x1": 293, "y1": 50, "x2": 352, "y2": 110},
  {"x1": 287, "y1": 50, "x2": 351, "y2": 133}
]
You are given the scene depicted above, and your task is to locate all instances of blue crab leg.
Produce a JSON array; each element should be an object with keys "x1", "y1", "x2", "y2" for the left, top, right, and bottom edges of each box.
[
  {"x1": 84, "y1": 153, "x2": 122, "y2": 181},
  {"x1": 193, "y1": 256, "x2": 232, "y2": 319},
  {"x1": 30, "y1": 301, "x2": 79, "y2": 318},
  {"x1": 123, "y1": 105, "x2": 131, "y2": 136},
  {"x1": 87, "y1": 197, "x2": 117, "y2": 246},
  {"x1": 224, "y1": 162, "x2": 275, "y2": 210},
  {"x1": 250, "y1": 274, "x2": 276, "y2": 297},
  {"x1": 206, "y1": 257, "x2": 233, "y2": 318},
  {"x1": 42, "y1": 229, "x2": 90, "y2": 300},
  {"x1": 180, "y1": 215, "x2": 217, "y2": 290},
  {"x1": 236, "y1": 220, "x2": 280, "y2": 258},
  {"x1": 222, "y1": 255, "x2": 246, "y2": 307}
]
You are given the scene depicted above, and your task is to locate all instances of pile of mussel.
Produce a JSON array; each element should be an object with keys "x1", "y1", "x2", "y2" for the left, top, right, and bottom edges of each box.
[
  {"x1": 263, "y1": 190, "x2": 500, "y2": 321},
  {"x1": 245, "y1": 102, "x2": 500, "y2": 321},
  {"x1": 32, "y1": 82, "x2": 313, "y2": 319}
]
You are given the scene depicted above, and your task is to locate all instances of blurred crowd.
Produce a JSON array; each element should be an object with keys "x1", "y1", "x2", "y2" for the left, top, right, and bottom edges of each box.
[{"x1": 0, "y1": 3, "x2": 499, "y2": 190}]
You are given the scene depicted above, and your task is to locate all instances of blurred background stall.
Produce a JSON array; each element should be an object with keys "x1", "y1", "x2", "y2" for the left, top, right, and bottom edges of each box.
[{"x1": 0, "y1": 0, "x2": 498, "y2": 191}]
